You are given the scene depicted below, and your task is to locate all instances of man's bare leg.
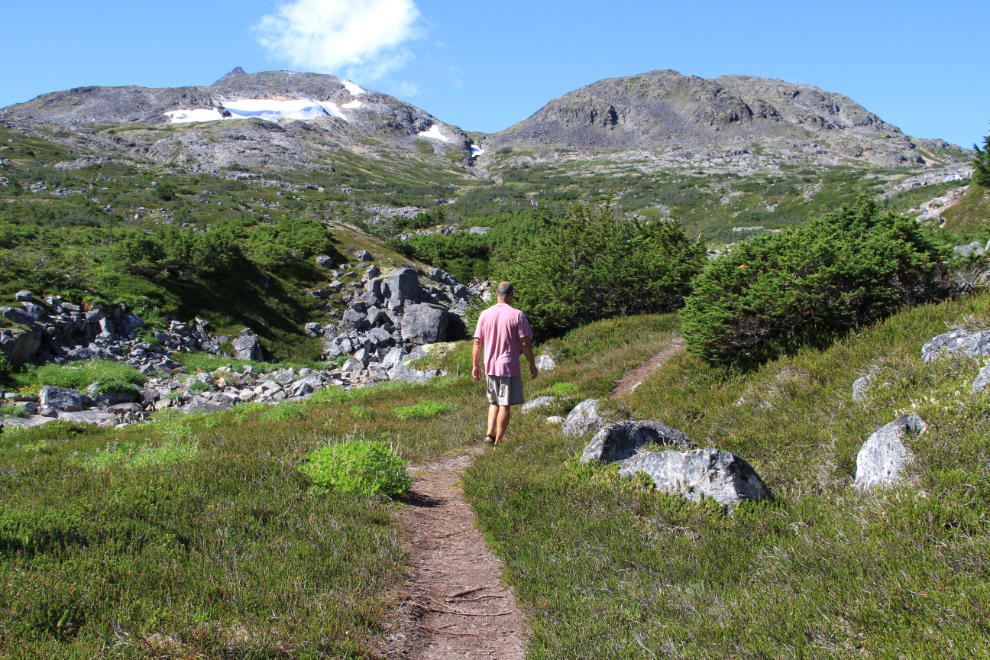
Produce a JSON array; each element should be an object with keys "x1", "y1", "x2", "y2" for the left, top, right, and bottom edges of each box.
[
  {"x1": 486, "y1": 404, "x2": 499, "y2": 441},
  {"x1": 494, "y1": 405, "x2": 511, "y2": 445}
]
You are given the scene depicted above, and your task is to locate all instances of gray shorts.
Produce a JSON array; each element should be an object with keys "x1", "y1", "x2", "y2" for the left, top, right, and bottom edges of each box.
[{"x1": 486, "y1": 375, "x2": 525, "y2": 406}]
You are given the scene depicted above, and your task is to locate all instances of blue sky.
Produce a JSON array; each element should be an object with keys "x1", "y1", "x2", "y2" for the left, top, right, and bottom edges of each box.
[{"x1": 2, "y1": 0, "x2": 987, "y2": 148}]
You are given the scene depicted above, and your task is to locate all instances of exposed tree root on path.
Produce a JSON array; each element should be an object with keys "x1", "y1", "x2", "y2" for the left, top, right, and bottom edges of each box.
[
  {"x1": 611, "y1": 335, "x2": 685, "y2": 398},
  {"x1": 385, "y1": 450, "x2": 526, "y2": 659}
]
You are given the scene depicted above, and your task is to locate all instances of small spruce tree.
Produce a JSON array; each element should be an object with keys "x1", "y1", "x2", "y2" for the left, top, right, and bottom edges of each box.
[{"x1": 974, "y1": 127, "x2": 990, "y2": 188}]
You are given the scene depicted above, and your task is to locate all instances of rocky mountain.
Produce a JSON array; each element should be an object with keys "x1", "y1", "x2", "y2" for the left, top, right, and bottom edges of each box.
[
  {"x1": 4, "y1": 69, "x2": 476, "y2": 172},
  {"x1": 484, "y1": 69, "x2": 967, "y2": 168}
]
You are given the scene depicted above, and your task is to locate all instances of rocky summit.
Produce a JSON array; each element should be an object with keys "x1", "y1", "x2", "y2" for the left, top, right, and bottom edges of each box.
[
  {"x1": 484, "y1": 69, "x2": 966, "y2": 167},
  {"x1": 4, "y1": 69, "x2": 475, "y2": 172}
]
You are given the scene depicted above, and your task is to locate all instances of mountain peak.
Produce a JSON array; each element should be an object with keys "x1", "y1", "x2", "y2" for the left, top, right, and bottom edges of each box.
[{"x1": 214, "y1": 67, "x2": 247, "y2": 86}]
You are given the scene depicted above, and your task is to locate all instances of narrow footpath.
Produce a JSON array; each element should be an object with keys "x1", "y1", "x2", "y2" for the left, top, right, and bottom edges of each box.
[{"x1": 386, "y1": 451, "x2": 526, "y2": 659}]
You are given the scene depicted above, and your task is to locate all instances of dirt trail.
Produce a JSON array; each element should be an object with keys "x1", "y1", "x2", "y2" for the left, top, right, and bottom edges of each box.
[
  {"x1": 386, "y1": 450, "x2": 526, "y2": 659},
  {"x1": 611, "y1": 336, "x2": 684, "y2": 398}
]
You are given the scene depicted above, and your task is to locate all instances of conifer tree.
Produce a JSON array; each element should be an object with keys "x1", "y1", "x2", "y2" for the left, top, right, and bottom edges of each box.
[{"x1": 974, "y1": 127, "x2": 990, "y2": 188}]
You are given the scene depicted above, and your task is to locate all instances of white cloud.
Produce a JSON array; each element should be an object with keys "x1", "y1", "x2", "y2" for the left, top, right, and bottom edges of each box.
[{"x1": 253, "y1": 0, "x2": 422, "y2": 81}]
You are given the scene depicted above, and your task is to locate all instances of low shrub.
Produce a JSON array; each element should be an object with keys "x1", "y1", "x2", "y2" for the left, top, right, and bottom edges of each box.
[
  {"x1": 75, "y1": 439, "x2": 199, "y2": 470},
  {"x1": 393, "y1": 400, "x2": 456, "y2": 420},
  {"x1": 262, "y1": 403, "x2": 308, "y2": 421},
  {"x1": 188, "y1": 381, "x2": 211, "y2": 394},
  {"x1": 681, "y1": 196, "x2": 952, "y2": 369},
  {"x1": 299, "y1": 439, "x2": 411, "y2": 496},
  {"x1": 12, "y1": 360, "x2": 146, "y2": 394},
  {"x1": 550, "y1": 382, "x2": 578, "y2": 397},
  {"x1": 0, "y1": 403, "x2": 28, "y2": 418}
]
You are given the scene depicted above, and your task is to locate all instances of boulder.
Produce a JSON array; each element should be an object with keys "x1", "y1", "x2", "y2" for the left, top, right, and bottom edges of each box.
[
  {"x1": 535, "y1": 354, "x2": 557, "y2": 371},
  {"x1": 385, "y1": 267, "x2": 420, "y2": 303},
  {"x1": 521, "y1": 395, "x2": 554, "y2": 414},
  {"x1": 181, "y1": 399, "x2": 233, "y2": 415},
  {"x1": 855, "y1": 415, "x2": 926, "y2": 489},
  {"x1": 364, "y1": 265, "x2": 381, "y2": 280},
  {"x1": 340, "y1": 309, "x2": 367, "y2": 331},
  {"x1": 953, "y1": 241, "x2": 985, "y2": 258},
  {"x1": 618, "y1": 448, "x2": 772, "y2": 506},
  {"x1": 38, "y1": 386, "x2": 83, "y2": 412},
  {"x1": 56, "y1": 410, "x2": 116, "y2": 425},
  {"x1": 1, "y1": 306, "x2": 36, "y2": 326},
  {"x1": 401, "y1": 303, "x2": 448, "y2": 345},
  {"x1": 355, "y1": 250, "x2": 373, "y2": 262},
  {"x1": 852, "y1": 376, "x2": 871, "y2": 403},
  {"x1": 921, "y1": 329, "x2": 990, "y2": 362},
  {"x1": 315, "y1": 255, "x2": 334, "y2": 268},
  {"x1": 581, "y1": 420, "x2": 696, "y2": 463},
  {"x1": 290, "y1": 377, "x2": 322, "y2": 397},
  {"x1": 2, "y1": 415, "x2": 59, "y2": 430},
  {"x1": 0, "y1": 326, "x2": 42, "y2": 366},
  {"x1": 14, "y1": 290, "x2": 33, "y2": 302},
  {"x1": 562, "y1": 399, "x2": 605, "y2": 436},
  {"x1": 304, "y1": 322, "x2": 323, "y2": 338},
  {"x1": 21, "y1": 302, "x2": 47, "y2": 322},
  {"x1": 107, "y1": 402, "x2": 144, "y2": 413},
  {"x1": 547, "y1": 416, "x2": 565, "y2": 424},
  {"x1": 973, "y1": 365, "x2": 990, "y2": 394},
  {"x1": 231, "y1": 328, "x2": 263, "y2": 361}
]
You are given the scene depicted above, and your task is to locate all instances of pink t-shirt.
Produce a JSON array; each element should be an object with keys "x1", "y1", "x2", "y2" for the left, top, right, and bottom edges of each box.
[{"x1": 474, "y1": 303, "x2": 533, "y2": 377}]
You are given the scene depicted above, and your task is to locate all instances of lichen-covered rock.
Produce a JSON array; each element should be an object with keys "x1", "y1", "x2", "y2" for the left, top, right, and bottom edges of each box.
[
  {"x1": 581, "y1": 420, "x2": 696, "y2": 463},
  {"x1": 921, "y1": 329, "x2": 990, "y2": 362},
  {"x1": 38, "y1": 386, "x2": 83, "y2": 412},
  {"x1": 400, "y1": 304, "x2": 448, "y2": 345},
  {"x1": 315, "y1": 255, "x2": 334, "y2": 268},
  {"x1": 231, "y1": 328, "x2": 263, "y2": 361},
  {"x1": 619, "y1": 448, "x2": 772, "y2": 506},
  {"x1": 852, "y1": 376, "x2": 871, "y2": 403},
  {"x1": 56, "y1": 410, "x2": 116, "y2": 425},
  {"x1": 562, "y1": 399, "x2": 604, "y2": 436},
  {"x1": 535, "y1": 353, "x2": 557, "y2": 371},
  {"x1": 973, "y1": 365, "x2": 990, "y2": 394},
  {"x1": 855, "y1": 415, "x2": 926, "y2": 489},
  {"x1": 384, "y1": 267, "x2": 421, "y2": 303}
]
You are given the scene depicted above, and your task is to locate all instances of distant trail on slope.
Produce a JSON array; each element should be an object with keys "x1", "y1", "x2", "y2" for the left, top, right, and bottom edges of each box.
[
  {"x1": 385, "y1": 450, "x2": 526, "y2": 659},
  {"x1": 611, "y1": 335, "x2": 685, "y2": 398}
]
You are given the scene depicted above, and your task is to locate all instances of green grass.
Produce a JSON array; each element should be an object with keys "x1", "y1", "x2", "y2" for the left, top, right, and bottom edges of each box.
[
  {"x1": 463, "y1": 293, "x2": 990, "y2": 658},
  {"x1": 393, "y1": 400, "x2": 456, "y2": 420},
  {"x1": 7, "y1": 360, "x2": 146, "y2": 395}
]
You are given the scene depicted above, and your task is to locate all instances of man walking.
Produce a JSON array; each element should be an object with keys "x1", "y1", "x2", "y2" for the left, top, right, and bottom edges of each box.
[{"x1": 472, "y1": 281, "x2": 538, "y2": 445}]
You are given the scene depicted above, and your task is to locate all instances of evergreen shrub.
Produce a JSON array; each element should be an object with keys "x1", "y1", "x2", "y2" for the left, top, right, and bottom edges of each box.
[
  {"x1": 498, "y1": 200, "x2": 705, "y2": 338},
  {"x1": 681, "y1": 196, "x2": 951, "y2": 369}
]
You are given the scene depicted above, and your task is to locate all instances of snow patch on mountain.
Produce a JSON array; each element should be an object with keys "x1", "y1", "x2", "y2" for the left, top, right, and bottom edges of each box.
[
  {"x1": 342, "y1": 100, "x2": 363, "y2": 110},
  {"x1": 341, "y1": 80, "x2": 367, "y2": 96},
  {"x1": 166, "y1": 99, "x2": 350, "y2": 124},
  {"x1": 418, "y1": 124, "x2": 449, "y2": 142}
]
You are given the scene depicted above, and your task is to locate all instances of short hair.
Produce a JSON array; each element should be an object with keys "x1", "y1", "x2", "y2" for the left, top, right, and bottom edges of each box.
[{"x1": 496, "y1": 281, "x2": 514, "y2": 299}]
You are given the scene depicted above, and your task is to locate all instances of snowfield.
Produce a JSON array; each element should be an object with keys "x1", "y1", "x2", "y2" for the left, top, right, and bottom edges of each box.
[
  {"x1": 166, "y1": 99, "x2": 353, "y2": 124},
  {"x1": 341, "y1": 80, "x2": 367, "y2": 96},
  {"x1": 418, "y1": 124, "x2": 449, "y2": 142}
]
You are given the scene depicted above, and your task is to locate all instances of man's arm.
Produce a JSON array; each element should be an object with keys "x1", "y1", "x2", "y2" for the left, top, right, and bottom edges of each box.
[
  {"x1": 521, "y1": 336, "x2": 538, "y2": 379},
  {"x1": 472, "y1": 338, "x2": 483, "y2": 381}
]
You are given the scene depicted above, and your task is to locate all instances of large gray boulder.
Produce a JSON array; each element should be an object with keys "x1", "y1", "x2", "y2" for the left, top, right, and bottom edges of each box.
[
  {"x1": 855, "y1": 415, "x2": 926, "y2": 489},
  {"x1": 38, "y1": 386, "x2": 83, "y2": 412},
  {"x1": 400, "y1": 304, "x2": 448, "y2": 345},
  {"x1": 0, "y1": 326, "x2": 42, "y2": 366},
  {"x1": 315, "y1": 255, "x2": 334, "y2": 268},
  {"x1": 619, "y1": 448, "x2": 772, "y2": 506},
  {"x1": 385, "y1": 267, "x2": 420, "y2": 303},
  {"x1": 231, "y1": 328, "x2": 263, "y2": 361},
  {"x1": 921, "y1": 329, "x2": 990, "y2": 362},
  {"x1": 56, "y1": 410, "x2": 116, "y2": 425},
  {"x1": 562, "y1": 399, "x2": 604, "y2": 436},
  {"x1": 973, "y1": 365, "x2": 990, "y2": 394},
  {"x1": 181, "y1": 399, "x2": 233, "y2": 415},
  {"x1": 2, "y1": 415, "x2": 59, "y2": 430},
  {"x1": 1, "y1": 306, "x2": 36, "y2": 326},
  {"x1": 581, "y1": 420, "x2": 696, "y2": 463}
]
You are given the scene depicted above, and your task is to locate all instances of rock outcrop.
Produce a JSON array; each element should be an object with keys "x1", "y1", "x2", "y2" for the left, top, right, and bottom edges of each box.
[
  {"x1": 921, "y1": 329, "x2": 990, "y2": 362},
  {"x1": 562, "y1": 399, "x2": 604, "y2": 436},
  {"x1": 618, "y1": 448, "x2": 773, "y2": 506},
  {"x1": 855, "y1": 415, "x2": 926, "y2": 489},
  {"x1": 581, "y1": 420, "x2": 696, "y2": 463}
]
